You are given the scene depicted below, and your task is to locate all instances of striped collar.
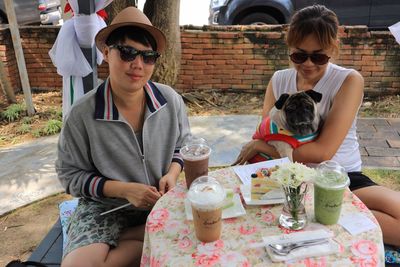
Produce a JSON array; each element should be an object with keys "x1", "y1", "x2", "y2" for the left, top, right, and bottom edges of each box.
[
  {"x1": 269, "y1": 119, "x2": 318, "y2": 143},
  {"x1": 94, "y1": 77, "x2": 167, "y2": 121}
]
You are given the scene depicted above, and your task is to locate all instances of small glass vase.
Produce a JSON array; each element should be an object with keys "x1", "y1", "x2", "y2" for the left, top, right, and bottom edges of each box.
[{"x1": 279, "y1": 183, "x2": 308, "y2": 230}]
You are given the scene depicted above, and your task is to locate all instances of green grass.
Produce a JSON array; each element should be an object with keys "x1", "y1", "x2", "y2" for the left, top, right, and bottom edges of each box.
[
  {"x1": 48, "y1": 108, "x2": 63, "y2": 121},
  {"x1": 359, "y1": 95, "x2": 400, "y2": 118},
  {"x1": 1, "y1": 103, "x2": 26, "y2": 122},
  {"x1": 31, "y1": 129, "x2": 42, "y2": 138},
  {"x1": 20, "y1": 116, "x2": 33, "y2": 124},
  {"x1": 42, "y1": 119, "x2": 62, "y2": 135},
  {"x1": 16, "y1": 124, "x2": 32, "y2": 134},
  {"x1": 0, "y1": 136, "x2": 10, "y2": 146},
  {"x1": 363, "y1": 168, "x2": 400, "y2": 190}
]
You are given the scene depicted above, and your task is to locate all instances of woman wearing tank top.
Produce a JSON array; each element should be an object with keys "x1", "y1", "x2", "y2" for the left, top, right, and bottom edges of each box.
[{"x1": 234, "y1": 5, "x2": 400, "y2": 246}]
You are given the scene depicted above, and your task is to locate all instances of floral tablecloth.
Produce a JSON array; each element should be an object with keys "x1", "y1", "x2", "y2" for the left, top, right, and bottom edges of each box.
[{"x1": 140, "y1": 168, "x2": 385, "y2": 266}]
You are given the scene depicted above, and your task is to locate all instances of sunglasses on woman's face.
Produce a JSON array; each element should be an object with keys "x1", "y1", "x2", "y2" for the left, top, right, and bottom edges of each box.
[
  {"x1": 289, "y1": 52, "x2": 330, "y2": 65},
  {"x1": 109, "y1": 45, "x2": 160, "y2": 65}
]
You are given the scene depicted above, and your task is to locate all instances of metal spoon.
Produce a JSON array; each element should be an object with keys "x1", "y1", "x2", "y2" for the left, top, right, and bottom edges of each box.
[{"x1": 268, "y1": 238, "x2": 329, "y2": 256}]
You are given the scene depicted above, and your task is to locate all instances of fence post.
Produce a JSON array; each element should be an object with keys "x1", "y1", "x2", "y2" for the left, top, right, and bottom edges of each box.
[
  {"x1": 77, "y1": 0, "x2": 97, "y2": 93},
  {"x1": 4, "y1": 0, "x2": 35, "y2": 115}
]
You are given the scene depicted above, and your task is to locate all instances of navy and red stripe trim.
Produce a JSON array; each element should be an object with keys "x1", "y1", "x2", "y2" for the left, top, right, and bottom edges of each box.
[
  {"x1": 94, "y1": 82, "x2": 106, "y2": 119},
  {"x1": 94, "y1": 79, "x2": 119, "y2": 120},
  {"x1": 95, "y1": 78, "x2": 167, "y2": 120},
  {"x1": 144, "y1": 81, "x2": 167, "y2": 113},
  {"x1": 83, "y1": 174, "x2": 106, "y2": 198},
  {"x1": 172, "y1": 148, "x2": 184, "y2": 170}
]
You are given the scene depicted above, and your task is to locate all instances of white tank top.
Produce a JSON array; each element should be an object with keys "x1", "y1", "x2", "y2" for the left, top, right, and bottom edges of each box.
[{"x1": 271, "y1": 63, "x2": 362, "y2": 172}]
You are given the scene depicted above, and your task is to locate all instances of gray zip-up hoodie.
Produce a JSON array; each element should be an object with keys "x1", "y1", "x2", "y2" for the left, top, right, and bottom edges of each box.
[{"x1": 56, "y1": 78, "x2": 191, "y2": 207}]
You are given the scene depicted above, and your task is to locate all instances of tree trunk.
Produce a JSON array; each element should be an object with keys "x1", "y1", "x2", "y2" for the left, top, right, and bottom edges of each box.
[
  {"x1": 105, "y1": 0, "x2": 138, "y2": 23},
  {"x1": 144, "y1": 0, "x2": 181, "y2": 87},
  {"x1": 0, "y1": 59, "x2": 16, "y2": 103}
]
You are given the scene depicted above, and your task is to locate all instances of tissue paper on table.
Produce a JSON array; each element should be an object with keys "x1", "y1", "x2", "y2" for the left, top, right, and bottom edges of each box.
[{"x1": 263, "y1": 229, "x2": 340, "y2": 262}]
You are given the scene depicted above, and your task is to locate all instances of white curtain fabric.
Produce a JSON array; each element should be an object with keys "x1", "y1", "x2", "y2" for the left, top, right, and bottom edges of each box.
[
  {"x1": 49, "y1": 0, "x2": 113, "y2": 119},
  {"x1": 62, "y1": 76, "x2": 84, "y2": 120},
  {"x1": 389, "y1": 21, "x2": 400, "y2": 45}
]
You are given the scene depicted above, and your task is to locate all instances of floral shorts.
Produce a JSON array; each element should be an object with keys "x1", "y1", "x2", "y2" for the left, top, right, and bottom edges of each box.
[
  {"x1": 385, "y1": 245, "x2": 400, "y2": 264},
  {"x1": 63, "y1": 198, "x2": 149, "y2": 258}
]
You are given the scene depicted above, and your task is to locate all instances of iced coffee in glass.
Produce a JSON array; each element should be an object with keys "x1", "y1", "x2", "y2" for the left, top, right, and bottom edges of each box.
[
  {"x1": 187, "y1": 176, "x2": 225, "y2": 243},
  {"x1": 180, "y1": 136, "x2": 211, "y2": 189}
]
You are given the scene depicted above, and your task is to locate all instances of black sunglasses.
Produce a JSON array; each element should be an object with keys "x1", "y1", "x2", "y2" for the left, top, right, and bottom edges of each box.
[
  {"x1": 289, "y1": 52, "x2": 330, "y2": 65},
  {"x1": 109, "y1": 45, "x2": 160, "y2": 65}
]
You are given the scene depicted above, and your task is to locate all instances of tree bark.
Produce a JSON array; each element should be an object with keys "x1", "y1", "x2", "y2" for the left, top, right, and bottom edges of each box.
[
  {"x1": 0, "y1": 59, "x2": 16, "y2": 103},
  {"x1": 105, "y1": 0, "x2": 181, "y2": 87},
  {"x1": 144, "y1": 0, "x2": 181, "y2": 87},
  {"x1": 105, "y1": 0, "x2": 138, "y2": 23}
]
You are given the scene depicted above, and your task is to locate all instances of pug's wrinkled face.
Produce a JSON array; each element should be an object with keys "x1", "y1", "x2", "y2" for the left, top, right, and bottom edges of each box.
[{"x1": 270, "y1": 90, "x2": 322, "y2": 136}]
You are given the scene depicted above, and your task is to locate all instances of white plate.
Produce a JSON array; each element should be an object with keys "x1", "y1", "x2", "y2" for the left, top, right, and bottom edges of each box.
[
  {"x1": 240, "y1": 184, "x2": 285, "y2": 205},
  {"x1": 184, "y1": 193, "x2": 246, "y2": 220}
]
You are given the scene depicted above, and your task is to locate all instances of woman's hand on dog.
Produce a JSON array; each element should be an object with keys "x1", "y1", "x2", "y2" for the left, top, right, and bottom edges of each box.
[
  {"x1": 233, "y1": 140, "x2": 281, "y2": 165},
  {"x1": 232, "y1": 140, "x2": 260, "y2": 165}
]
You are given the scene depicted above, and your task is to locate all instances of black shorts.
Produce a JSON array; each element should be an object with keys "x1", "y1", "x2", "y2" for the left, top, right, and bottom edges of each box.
[{"x1": 348, "y1": 172, "x2": 378, "y2": 191}]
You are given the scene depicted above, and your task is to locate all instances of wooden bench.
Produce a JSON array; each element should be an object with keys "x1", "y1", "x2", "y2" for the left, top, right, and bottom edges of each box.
[{"x1": 28, "y1": 219, "x2": 62, "y2": 266}]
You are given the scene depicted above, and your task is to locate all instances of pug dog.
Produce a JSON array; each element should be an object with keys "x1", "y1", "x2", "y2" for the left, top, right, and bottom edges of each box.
[{"x1": 250, "y1": 90, "x2": 323, "y2": 162}]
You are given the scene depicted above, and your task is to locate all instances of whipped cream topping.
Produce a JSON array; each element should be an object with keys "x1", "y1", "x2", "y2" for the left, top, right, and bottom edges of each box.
[{"x1": 187, "y1": 181, "x2": 225, "y2": 210}]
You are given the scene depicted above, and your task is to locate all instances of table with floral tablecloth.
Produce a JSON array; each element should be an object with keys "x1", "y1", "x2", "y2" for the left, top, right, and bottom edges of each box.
[{"x1": 140, "y1": 167, "x2": 384, "y2": 266}]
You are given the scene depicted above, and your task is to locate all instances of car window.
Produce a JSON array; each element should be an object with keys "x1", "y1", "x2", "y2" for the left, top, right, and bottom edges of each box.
[
  {"x1": 370, "y1": 0, "x2": 400, "y2": 29},
  {"x1": 322, "y1": 0, "x2": 370, "y2": 27}
]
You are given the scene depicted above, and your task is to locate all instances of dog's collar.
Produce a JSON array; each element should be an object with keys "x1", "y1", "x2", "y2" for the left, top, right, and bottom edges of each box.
[{"x1": 270, "y1": 120, "x2": 318, "y2": 142}]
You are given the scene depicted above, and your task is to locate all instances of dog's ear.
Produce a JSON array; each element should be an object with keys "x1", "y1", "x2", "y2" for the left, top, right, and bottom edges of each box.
[
  {"x1": 275, "y1": 94, "x2": 290, "y2": 109},
  {"x1": 305, "y1": 90, "x2": 322, "y2": 103}
]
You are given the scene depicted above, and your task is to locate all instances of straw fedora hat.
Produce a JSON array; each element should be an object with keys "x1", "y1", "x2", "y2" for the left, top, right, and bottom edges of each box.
[{"x1": 95, "y1": 6, "x2": 166, "y2": 53}]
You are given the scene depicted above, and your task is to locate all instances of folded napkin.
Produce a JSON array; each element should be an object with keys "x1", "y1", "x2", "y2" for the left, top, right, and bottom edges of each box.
[{"x1": 263, "y1": 229, "x2": 340, "y2": 262}]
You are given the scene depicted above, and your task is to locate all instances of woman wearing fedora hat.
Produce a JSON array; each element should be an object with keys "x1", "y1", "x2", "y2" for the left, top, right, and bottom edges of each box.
[{"x1": 56, "y1": 7, "x2": 190, "y2": 267}]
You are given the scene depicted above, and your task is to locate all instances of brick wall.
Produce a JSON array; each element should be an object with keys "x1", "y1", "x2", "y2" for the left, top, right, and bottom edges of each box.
[
  {"x1": 177, "y1": 25, "x2": 288, "y2": 92},
  {"x1": 177, "y1": 25, "x2": 400, "y2": 94},
  {"x1": 0, "y1": 24, "x2": 399, "y2": 101},
  {"x1": 20, "y1": 27, "x2": 62, "y2": 90},
  {"x1": 0, "y1": 28, "x2": 19, "y2": 91}
]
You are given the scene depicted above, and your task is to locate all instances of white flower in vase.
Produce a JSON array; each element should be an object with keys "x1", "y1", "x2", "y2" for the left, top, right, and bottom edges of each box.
[{"x1": 270, "y1": 162, "x2": 317, "y2": 230}]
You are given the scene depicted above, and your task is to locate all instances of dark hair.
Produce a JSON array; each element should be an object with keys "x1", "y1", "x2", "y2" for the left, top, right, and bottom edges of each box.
[
  {"x1": 287, "y1": 5, "x2": 339, "y2": 52},
  {"x1": 105, "y1": 26, "x2": 157, "y2": 51}
]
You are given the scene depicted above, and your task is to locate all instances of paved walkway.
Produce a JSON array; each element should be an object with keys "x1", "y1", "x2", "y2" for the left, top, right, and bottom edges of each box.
[{"x1": 1, "y1": 115, "x2": 399, "y2": 215}]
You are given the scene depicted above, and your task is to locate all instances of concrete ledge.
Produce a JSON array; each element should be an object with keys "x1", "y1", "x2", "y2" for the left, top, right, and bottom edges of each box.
[{"x1": 189, "y1": 115, "x2": 260, "y2": 167}]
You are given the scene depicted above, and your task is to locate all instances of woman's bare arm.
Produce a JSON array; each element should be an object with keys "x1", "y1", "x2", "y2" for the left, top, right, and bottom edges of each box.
[{"x1": 262, "y1": 80, "x2": 277, "y2": 118}]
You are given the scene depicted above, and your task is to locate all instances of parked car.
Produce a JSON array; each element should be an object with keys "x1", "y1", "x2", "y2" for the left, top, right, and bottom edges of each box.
[
  {"x1": 209, "y1": 0, "x2": 400, "y2": 30},
  {"x1": 38, "y1": 0, "x2": 62, "y2": 25},
  {"x1": 0, "y1": 0, "x2": 61, "y2": 25}
]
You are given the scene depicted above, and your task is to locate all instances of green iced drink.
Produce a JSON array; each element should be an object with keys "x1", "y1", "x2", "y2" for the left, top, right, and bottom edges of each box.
[{"x1": 314, "y1": 168, "x2": 350, "y2": 225}]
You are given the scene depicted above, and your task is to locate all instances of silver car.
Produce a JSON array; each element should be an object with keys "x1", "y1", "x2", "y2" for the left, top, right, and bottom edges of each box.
[{"x1": 0, "y1": 0, "x2": 61, "y2": 25}]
